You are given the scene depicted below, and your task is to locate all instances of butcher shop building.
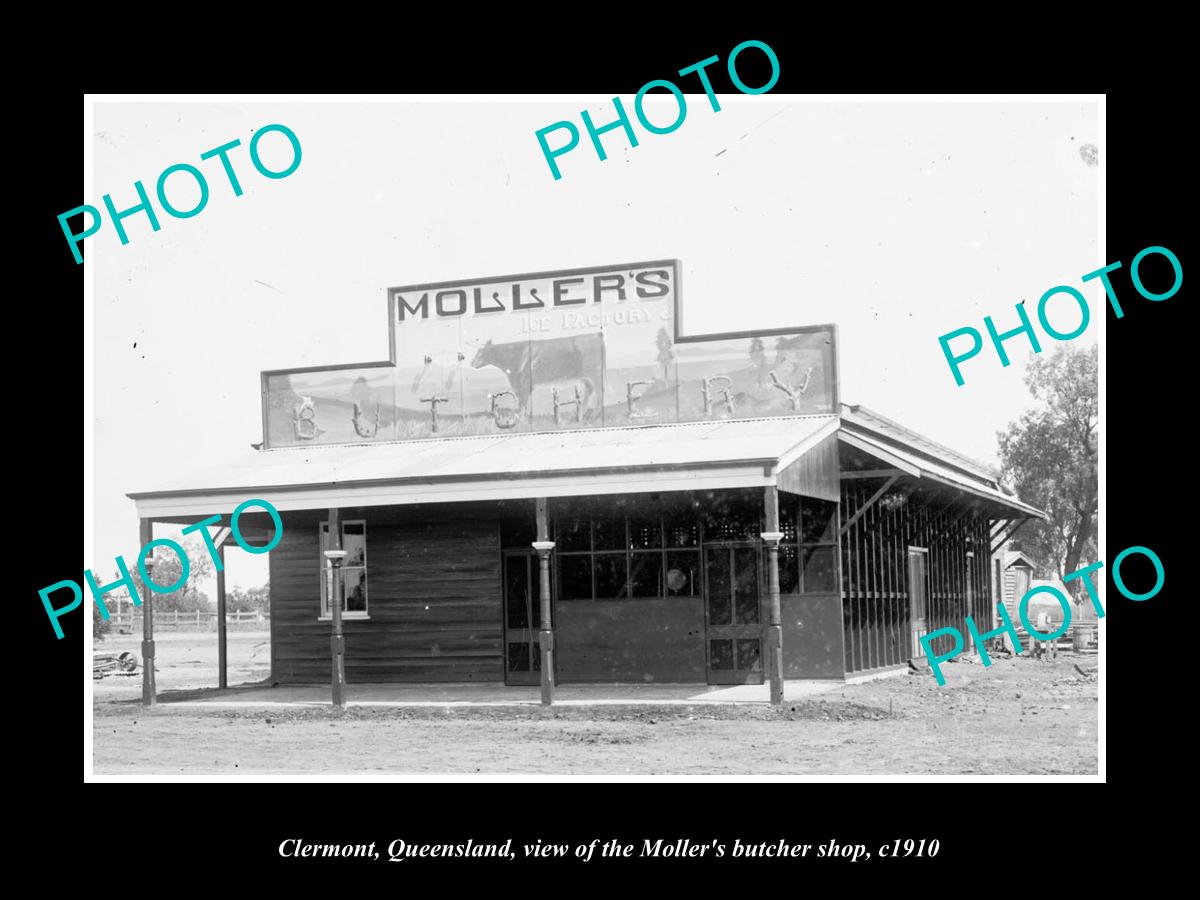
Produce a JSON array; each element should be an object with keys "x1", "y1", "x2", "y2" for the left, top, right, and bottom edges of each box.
[{"x1": 128, "y1": 260, "x2": 1043, "y2": 704}]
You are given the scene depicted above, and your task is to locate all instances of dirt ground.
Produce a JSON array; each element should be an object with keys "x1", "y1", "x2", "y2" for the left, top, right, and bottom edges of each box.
[
  {"x1": 91, "y1": 633, "x2": 1098, "y2": 776},
  {"x1": 93, "y1": 631, "x2": 271, "y2": 700}
]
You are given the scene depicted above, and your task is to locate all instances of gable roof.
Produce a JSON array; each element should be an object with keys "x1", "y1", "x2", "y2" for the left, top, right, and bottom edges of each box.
[
  {"x1": 1002, "y1": 549, "x2": 1039, "y2": 569},
  {"x1": 839, "y1": 403, "x2": 1044, "y2": 520}
]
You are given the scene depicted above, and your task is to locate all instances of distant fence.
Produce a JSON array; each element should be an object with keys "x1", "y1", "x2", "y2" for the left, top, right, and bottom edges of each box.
[
  {"x1": 106, "y1": 610, "x2": 269, "y2": 632},
  {"x1": 1016, "y1": 619, "x2": 1099, "y2": 653}
]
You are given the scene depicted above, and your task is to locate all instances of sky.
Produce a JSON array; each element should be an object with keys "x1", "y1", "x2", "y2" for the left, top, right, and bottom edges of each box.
[{"x1": 90, "y1": 98, "x2": 1100, "y2": 591}]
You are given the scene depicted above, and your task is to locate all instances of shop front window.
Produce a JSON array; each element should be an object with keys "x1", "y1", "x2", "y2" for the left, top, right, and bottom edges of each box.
[
  {"x1": 551, "y1": 495, "x2": 703, "y2": 602},
  {"x1": 778, "y1": 495, "x2": 839, "y2": 594}
]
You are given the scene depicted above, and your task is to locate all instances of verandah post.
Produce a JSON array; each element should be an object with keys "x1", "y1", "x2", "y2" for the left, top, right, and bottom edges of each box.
[
  {"x1": 140, "y1": 518, "x2": 156, "y2": 706},
  {"x1": 216, "y1": 540, "x2": 227, "y2": 689},
  {"x1": 326, "y1": 506, "x2": 346, "y2": 708},
  {"x1": 762, "y1": 486, "x2": 785, "y2": 706},
  {"x1": 533, "y1": 497, "x2": 556, "y2": 706}
]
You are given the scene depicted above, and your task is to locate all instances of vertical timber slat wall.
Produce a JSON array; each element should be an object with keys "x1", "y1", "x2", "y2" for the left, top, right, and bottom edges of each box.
[
  {"x1": 844, "y1": 487, "x2": 854, "y2": 672},
  {"x1": 840, "y1": 478, "x2": 992, "y2": 675},
  {"x1": 867, "y1": 496, "x2": 877, "y2": 670}
]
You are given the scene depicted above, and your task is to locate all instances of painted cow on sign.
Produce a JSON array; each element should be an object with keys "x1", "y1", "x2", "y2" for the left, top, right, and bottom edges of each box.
[{"x1": 470, "y1": 333, "x2": 604, "y2": 418}]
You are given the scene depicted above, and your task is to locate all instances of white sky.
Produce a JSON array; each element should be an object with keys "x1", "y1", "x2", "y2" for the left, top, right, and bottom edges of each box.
[{"x1": 91, "y1": 98, "x2": 1100, "y2": 591}]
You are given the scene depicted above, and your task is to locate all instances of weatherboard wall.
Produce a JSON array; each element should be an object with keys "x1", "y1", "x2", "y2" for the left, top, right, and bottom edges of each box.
[{"x1": 269, "y1": 506, "x2": 504, "y2": 684}]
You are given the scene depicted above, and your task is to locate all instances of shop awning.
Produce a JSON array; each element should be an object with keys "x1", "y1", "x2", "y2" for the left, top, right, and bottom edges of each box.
[
  {"x1": 838, "y1": 404, "x2": 1045, "y2": 519},
  {"x1": 128, "y1": 415, "x2": 842, "y2": 519}
]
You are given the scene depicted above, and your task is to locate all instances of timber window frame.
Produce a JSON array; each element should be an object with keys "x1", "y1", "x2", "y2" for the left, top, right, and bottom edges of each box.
[
  {"x1": 552, "y1": 497, "x2": 704, "y2": 601},
  {"x1": 779, "y1": 494, "x2": 840, "y2": 595},
  {"x1": 318, "y1": 519, "x2": 370, "y2": 620}
]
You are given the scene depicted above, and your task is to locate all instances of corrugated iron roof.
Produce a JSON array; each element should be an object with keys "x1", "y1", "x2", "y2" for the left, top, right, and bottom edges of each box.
[
  {"x1": 128, "y1": 415, "x2": 840, "y2": 498},
  {"x1": 1002, "y1": 549, "x2": 1039, "y2": 569},
  {"x1": 841, "y1": 403, "x2": 1000, "y2": 481},
  {"x1": 127, "y1": 401, "x2": 1045, "y2": 522},
  {"x1": 839, "y1": 422, "x2": 1044, "y2": 519}
]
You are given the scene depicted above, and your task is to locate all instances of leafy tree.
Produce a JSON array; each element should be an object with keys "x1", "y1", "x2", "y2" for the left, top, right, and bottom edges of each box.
[
  {"x1": 997, "y1": 344, "x2": 1098, "y2": 590},
  {"x1": 749, "y1": 337, "x2": 767, "y2": 385},
  {"x1": 655, "y1": 327, "x2": 674, "y2": 382},
  {"x1": 99, "y1": 534, "x2": 216, "y2": 613},
  {"x1": 228, "y1": 583, "x2": 271, "y2": 613},
  {"x1": 350, "y1": 375, "x2": 372, "y2": 407},
  {"x1": 93, "y1": 601, "x2": 110, "y2": 641}
]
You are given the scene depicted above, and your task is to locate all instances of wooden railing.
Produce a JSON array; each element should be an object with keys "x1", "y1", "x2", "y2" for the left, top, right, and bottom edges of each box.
[{"x1": 106, "y1": 610, "x2": 269, "y2": 629}]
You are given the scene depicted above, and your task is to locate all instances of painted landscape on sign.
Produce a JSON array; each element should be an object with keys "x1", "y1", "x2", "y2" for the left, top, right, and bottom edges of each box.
[
  {"x1": 675, "y1": 331, "x2": 836, "y2": 422},
  {"x1": 265, "y1": 367, "x2": 398, "y2": 447}
]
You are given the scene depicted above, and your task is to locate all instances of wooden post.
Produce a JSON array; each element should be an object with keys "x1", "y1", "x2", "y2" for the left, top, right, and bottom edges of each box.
[
  {"x1": 326, "y1": 507, "x2": 346, "y2": 708},
  {"x1": 533, "y1": 498, "x2": 555, "y2": 706},
  {"x1": 762, "y1": 486, "x2": 784, "y2": 706},
  {"x1": 139, "y1": 519, "x2": 156, "y2": 706},
  {"x1": 216, "y1": 541, "x2": 227, "y2": 689}
]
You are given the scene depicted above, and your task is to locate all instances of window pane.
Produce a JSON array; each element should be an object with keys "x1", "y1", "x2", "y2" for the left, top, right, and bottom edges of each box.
[
  {"x1": 556, "y1": 514, "x2": 590, "y2": 552},
  {"x1": 801, "y1": 498, "x2": 837, "y2": 544},
  {"x1": 592, "y1": 510, "x2": 626, "y2": 551},
  {"x1": 342, "y1": 523, "x2": 366, "y2": 568},
  {"x1": 593, "y1": 554, "x2": 628, "y2": 600},
  {"x1": 779, "y1": 543, "x2": 799, "y2": 595},
  {"x1": 558, "y1": 555, "x2": 592, "y2": 601},
  {"x1": 703, "y1": 491, "x2": 762, "y2": 541},
  {"x1": 733, "y1": 547, "x2": 760, "y2": 624},
  {"x1": 706, "y1": 548, "x2": 731, "y2": 625},
  {"x1": 665, "y1": 551, "x2": 701, "y2": 597},
  {"x1": 500, "y1": 514, "x2": 536, "y2": 548},
  {"x1": 736, "y1": 639, "x2": 762, "y2": 671},
  {"x1": 630, "y1": 553, "x2": 662, "y2": 598},
  {"x1": 344, "y1": 568, "x2": 367, "y2": 612},
  {"x1": 505, "y1": 557, "x2": 532, "y2": 628},
  {"x1": 780, "y1": 493, "x2": 799, "y2": 544},
  {"x1": 802, "y1": 546, "x2": 837, "y2": 593},
  {"x1": 628, "y1": 514, "x2": 662, "y2": 549},
  {"x1": 709, "y1": 639, "x2": 734, "y2": 670},
  {"x1": 663, "y1": 499, "x2": 700, "y2": 547},
  {"x1": 665, "y1": 521, "x2": 699, "y2": 547},
  {"x1": 507, "y1": 642, "x2": 531, "y2": 673}
]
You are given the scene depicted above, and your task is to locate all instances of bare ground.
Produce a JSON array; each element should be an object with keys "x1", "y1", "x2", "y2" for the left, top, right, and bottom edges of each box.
[{"x1": 92, "y1": 640, "x2": 1098, "y2": 776}]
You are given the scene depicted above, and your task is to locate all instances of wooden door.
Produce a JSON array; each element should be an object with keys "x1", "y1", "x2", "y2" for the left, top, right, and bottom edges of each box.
[
  {"x1": 703, "y1": 543, "x2": 764, "y2": 685},
  {"x1": 908, "y1": 547, "x2": 929, "y2": 658},
  {"x1": 503, "y1": 551, "x2": 541, "y2": 685}
]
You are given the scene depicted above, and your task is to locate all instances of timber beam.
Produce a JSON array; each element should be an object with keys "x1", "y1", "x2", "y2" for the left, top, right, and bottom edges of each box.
[{"x1": 839, "y1": 476, "x2": 899, "y2": 537}]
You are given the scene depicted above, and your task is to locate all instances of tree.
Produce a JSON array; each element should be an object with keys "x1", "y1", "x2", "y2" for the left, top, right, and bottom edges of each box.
[
  {"x1": 99, "y1": 534, "x2": 216, "y2": 613},
  {"x1": 749, "y1": 337, "x2": 766, "y2": 385},
  {"x1": 93, "y1": 601, "x2": 110, "y2": 641},
  {"x1": 228, "y1": 583, "x2": 271, "y2": 613},
  {"x1": 997, "y1": 344, "x2": 1098, "y2": 590},
  {"x1": 655, "y1": 327, "x2": 674, "y2": 383}
]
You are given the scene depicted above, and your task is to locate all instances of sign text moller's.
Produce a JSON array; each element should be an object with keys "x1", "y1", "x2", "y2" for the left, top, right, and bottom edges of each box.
[
  {"x1": 393, "y1": 266, "x2": 673, "y2": 324},
  {"x1": 261, "y1": 260, "x2": 838, "y2": 447}
]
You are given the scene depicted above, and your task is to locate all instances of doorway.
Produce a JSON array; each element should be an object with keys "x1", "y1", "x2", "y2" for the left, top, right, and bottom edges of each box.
[
  {"x1": 907, "y1": 547, "x2": 929, "y2": 658},
  {"x1": 703, "y1": 543, "x2": 764, "y2": 684},
  {"x1": 503, "y1": 551, "x2": 550, "y2": 686}
]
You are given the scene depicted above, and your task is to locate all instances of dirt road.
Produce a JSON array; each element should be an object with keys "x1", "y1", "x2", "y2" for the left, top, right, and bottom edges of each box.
[{"x1": 92, "y1": 652, "x2": 1098, "y2": 776}]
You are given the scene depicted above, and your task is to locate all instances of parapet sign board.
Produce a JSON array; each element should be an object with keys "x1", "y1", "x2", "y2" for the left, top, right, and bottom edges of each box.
[{"x1": 261, "y1": 260, "x2": 838, "y2": 447}]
